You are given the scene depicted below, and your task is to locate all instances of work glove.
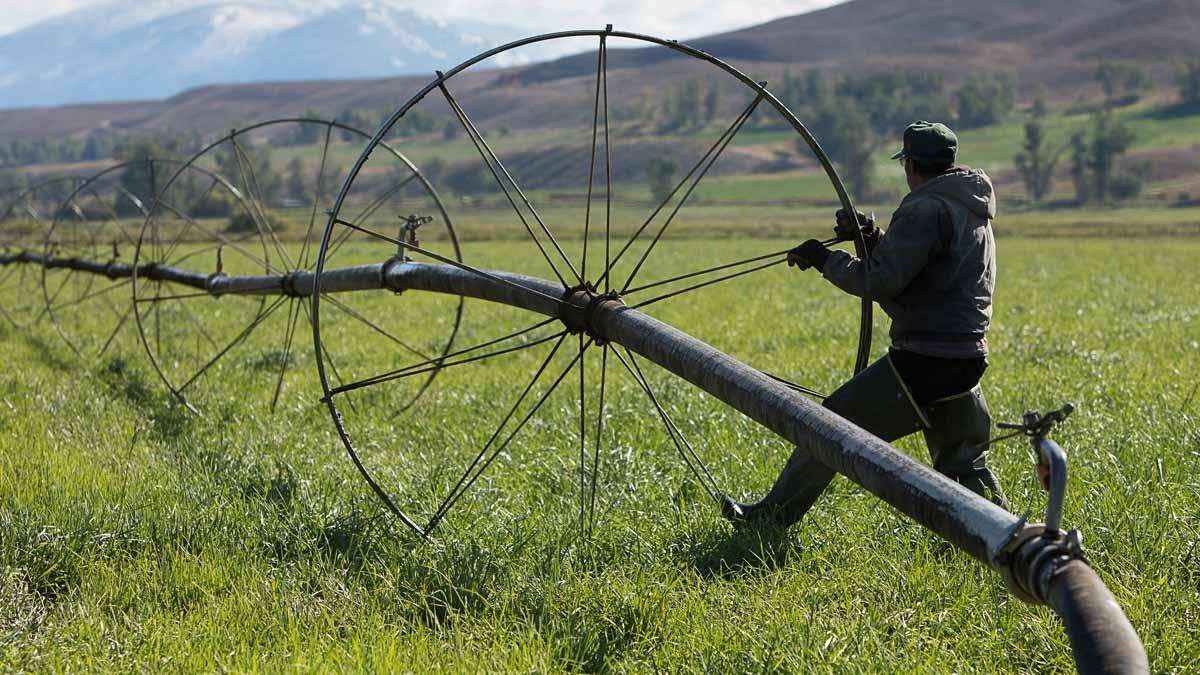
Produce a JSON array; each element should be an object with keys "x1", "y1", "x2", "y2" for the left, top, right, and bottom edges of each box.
[
  {"x1": 834, "y1": 208, "x2": 882, "y2": 251},
  {"x1": 787, "y1": 239, "x2": 831, "y2": 271}
]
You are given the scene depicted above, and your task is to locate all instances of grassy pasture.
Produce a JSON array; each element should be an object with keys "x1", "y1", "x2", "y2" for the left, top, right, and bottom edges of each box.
[
  {"x1": 253, "y1": 98, "x2": 1200, "y2": 217},
  {"x1": 1, "y1": 231, "x2": 1198, "y2": 671}
]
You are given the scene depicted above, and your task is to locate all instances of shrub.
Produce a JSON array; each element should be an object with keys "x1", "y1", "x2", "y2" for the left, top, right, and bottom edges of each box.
[
  {"x1": 226, "y1": 211, "x2": 290, "y2": 234},
  {"x1": 1107, "y1": 173, "x2": 1143, "y2": 201}
]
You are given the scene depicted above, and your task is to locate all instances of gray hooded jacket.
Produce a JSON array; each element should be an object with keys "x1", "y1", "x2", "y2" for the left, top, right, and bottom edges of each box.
[{"x1": 821, "y1": 167, "x2": 996, "y2": 357}]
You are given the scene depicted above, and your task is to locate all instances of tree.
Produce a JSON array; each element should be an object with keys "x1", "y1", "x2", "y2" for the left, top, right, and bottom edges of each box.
[
  {"x1": 837, "y1": 68, "x2": 952, "y2": 137},
  {"x1": 338, "y1": 108, "x2": 374, "y2": 141},
  {"x1": 644, "y1": 157, "x2": 677, "y2": 204},
  {"x1": 442, "y1": 119, "x2": 462, "y2": 141},
  {"x1": 1067, "y1": 111, "x2": 1136, "y2": 204},
  {"x1": 703, "y1": 82, "x2": 721, "y2": 125},
  {"x1": 1012, "y1": 98, "x2": 1062, "y2": 204},
  {"x1": 1086, "y1": 110, "x2": 1136, "y2": 201},
  {"x1": 286, "y1": 157, "x2": 306, "y2": 202},
  {"x1": 421, "y1": 157, "x2": 447, "y2": 187},
  {"x1": 802, "y1": 69, "x2": 829, "y2": 107},
  {"x1": 284, "y1": 110, "x2": 325, "y2": 145},
  {"x1": 956, "y1": 73, "x2": 1015, "y2": 129},
  {"x1": 81, "y1": 136, "x2": 102, "y2": 161},
  {"x1": 214, "y1": 142, "x2": 280, "y2": 206},
  {"x1": 806, "y1": 104, "x2": 876, "y2": 200},
  {"x1": 1031, "y1": 88, "x2": 1049, "y2": 118},
  {"x1": 392, "y1": 109, "x2": 435, "y2": 137},
  {"x1": 1095, "y1": 62, "x2": 1151, "y2": 107},
  {"x1": 0, "y1": 169, "x2": 26, "y2": 194},
  {"x1": 1176, "y1": 61, "x2": 1200, "y2": 108},
  {"x1": 660, "y1": 79, "x2": 704, "y2": 132},
  {"x1": 1068, "y1": 131, "x2": 1090, "y2": 204},
  {"x1": 117, "y1": 138, "x2": 176, "y2": 214}
]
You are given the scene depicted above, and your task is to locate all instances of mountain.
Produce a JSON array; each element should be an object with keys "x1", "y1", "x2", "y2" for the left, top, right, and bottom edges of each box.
[
  {"x1": 0, "y1": 0, "x2": 1197, "y2": 142},
  {"x1": 518, "y1": 0, "x2": 1200, "y2": 90},
  {"x1": 0, "y1": 0, "x2": 562, "y2": 108}
]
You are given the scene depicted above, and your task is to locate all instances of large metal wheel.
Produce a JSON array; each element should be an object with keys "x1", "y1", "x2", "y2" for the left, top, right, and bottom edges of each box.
[
  {"x1": 42, "y1": 159, "x2": 186, "y2": 361},
  {"x1": 131, "y1": 118, "x2": 459, "y2": 413},
  {"x1": 316, "y1": 28, "x2": 883, "y2": 535},
  {"x1": 0, "y1": 176, "x2": 89, "y2": 329}
]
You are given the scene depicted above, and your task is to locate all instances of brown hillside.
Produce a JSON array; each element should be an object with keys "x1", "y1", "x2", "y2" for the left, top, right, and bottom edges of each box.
[{"x1": 0, "y1": 0, "x2": 1196, "y2": 143}]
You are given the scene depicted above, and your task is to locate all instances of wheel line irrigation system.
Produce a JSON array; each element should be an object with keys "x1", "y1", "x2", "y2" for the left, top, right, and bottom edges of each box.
[{"x1": 0, "y1": 28, "x2": 1149, "y2": 674}]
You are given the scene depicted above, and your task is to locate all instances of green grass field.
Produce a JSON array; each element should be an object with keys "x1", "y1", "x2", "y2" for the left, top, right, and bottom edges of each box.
[{"x1": 1, "y1": 234, "x2": 1198, "y2": 671}]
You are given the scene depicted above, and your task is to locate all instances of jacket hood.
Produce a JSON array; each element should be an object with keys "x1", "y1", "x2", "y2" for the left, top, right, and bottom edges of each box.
[{"x1": 915, "y1": 166, "x2": 996, "y2": 219}]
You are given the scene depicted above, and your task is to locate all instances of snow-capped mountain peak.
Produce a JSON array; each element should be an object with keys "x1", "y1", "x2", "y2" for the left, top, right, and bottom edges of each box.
[{"x1": 0, "y1": 0, "x2": 554, "y2": 108}]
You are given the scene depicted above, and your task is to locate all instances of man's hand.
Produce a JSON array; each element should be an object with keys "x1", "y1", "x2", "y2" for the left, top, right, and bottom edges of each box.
[
  {"x1": 787, "y1": 239, "x2": 831, "y2": 271},
  {"x1": 834, "y1": 208, "x2": 880, "y2": 242},
  {"x1": 834, "y1": 208, "x2": 882, "y2": 253}
]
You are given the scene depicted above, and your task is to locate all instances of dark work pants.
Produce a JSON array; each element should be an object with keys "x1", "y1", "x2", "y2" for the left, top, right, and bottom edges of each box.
[{"x1": 756, "y1": 349, "x2": 1008, "y2": 526}]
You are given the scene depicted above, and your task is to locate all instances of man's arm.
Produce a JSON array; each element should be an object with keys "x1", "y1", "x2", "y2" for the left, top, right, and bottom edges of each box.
[{"x1": 820, "y1": 199, "x2": 943, "y2": 302}]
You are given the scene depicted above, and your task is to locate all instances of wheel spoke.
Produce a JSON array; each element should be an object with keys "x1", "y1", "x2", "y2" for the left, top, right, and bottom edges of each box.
[
  {"x1": 438, "y1": 82, "x2": 579, "y2": 287},
  {"x1": 597, "y1": 91, "x2": 766, "y2": 291},
  {"x1": 0, "y1": 300, "x2": 17, "y2": 328},
  {"x1": 298, "y1": 122, "x2": 335, "y2": 272},
  {"x1": 230, "y1": 135, "x2": 296, "y2": 272},
  {"x1": 151, "y1": 279, "x2": 163, "y2": 358},
  {"x1": 302, "y1": 299, "x2": 358, "y2": 415},
  {"x1": 176, "y1": 295, "x2": 288, "y2": 395},
  {"x1": 612, "y1": 346, "x2": 721, "y2": 502},
  {"x1": 184, "y1": 176, "x2": 223, "y2": 223},
  {"x1": 48, "y1": 277, "x2": 131, "y2": 311},
  {"x1": 622, "y1": 247, "x2": 792, "y2": 296},
  {"x1": 601, "y1": 39, "x2": 613, "y2": 294},
  {"x1": 95, "y1": 302, "x2": 134, "y2": 359},
  {"x1": 167, "y1": 230, "x2": 264, "y2": 270},
  {"x1": 587, "y1": 345, "x2": 609, "y2": 534},
  {"x1": 426, "y1": 334, "x2": 589, "y2": 534},
  {"x1": 325, "y1": 173, "x2": 420, "y2": 263},
  {"x1": 158, "y1": 174, "x2": 223, "y2": 264},
  {"x1": 176, "y1": 293, "x2": 235, "y2": 353},
  {"x1": 618, "y1": 92, "x2": 766, "y2": 293},
  {"x1": 427, "y1": 333, "x2": 570, "y2": 529},
  {"x1": 332, "y1": 217, "x2": 569, "y2": 309},
  {"x1": 322, "y1": 293, "x2": 431, "y2": 361},
  {"x1": 582, "y1": 35, "x2": 607, "y2": 282},
  {"x1": 763, "y1": 371, "x2": 827, "y2": 400},
  {"x1": 631, "y1": 259, "x2": 786, "y2": 310},
  {"x1": 324, "y1": 316, "x2": 553, "y2": 395},
  {"x1": 44, "y1": 268, "x2": 78, "y2": 308},
  {"x1": 154, "y1": 199, "x2": 280, "y2": 276},
  {"x1": 327, "y1": 327, "x2": 566, "y2": 398},
  {"x1": 94, "y1": 184, "x2": 141, "y2": 238},
  {"x1": 269, "y1": 298, "x2": 303, "y2": 413},
  {"x1": 577, "y1": 333, "x2": 587, "y2": 539}
]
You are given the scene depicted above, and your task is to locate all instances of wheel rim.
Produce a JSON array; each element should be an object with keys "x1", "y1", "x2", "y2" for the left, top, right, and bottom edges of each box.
[
  {"x1": 315, "y1": 29, "x2": 873, "y2": 537},
  {"x1": 131, "y1": 118, "x2": 461, "y2": 414}
]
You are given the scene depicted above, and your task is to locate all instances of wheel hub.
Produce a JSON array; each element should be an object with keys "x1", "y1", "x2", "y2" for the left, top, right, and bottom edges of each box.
[{"x1": 559, "y1": 282, "x2": 623, "y2": 343}]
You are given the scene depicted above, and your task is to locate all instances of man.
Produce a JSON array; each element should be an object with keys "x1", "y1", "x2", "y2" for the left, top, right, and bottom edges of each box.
[{"x1": 724, "y1": 120, "x2": 1009, "y2": 528}]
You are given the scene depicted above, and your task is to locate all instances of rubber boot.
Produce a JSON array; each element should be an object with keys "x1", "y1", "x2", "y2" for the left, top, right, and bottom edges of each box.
[
  {"x1": 922, "y1": 385, "x2": 1009, "y2": 510},
  {"x1": 724, "y1": 354, "x2": 928, "y2": 528}
]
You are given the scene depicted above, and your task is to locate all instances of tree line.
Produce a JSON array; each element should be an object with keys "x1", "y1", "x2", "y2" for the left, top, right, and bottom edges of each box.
[{"x1": 1007, "y1": 59, "x2": 1200, "y2": 206}]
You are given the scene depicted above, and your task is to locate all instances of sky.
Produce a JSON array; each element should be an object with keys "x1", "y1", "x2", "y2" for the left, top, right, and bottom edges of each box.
[{"x1": 0, "y1": 0, "x2": 847, "y2": 38}]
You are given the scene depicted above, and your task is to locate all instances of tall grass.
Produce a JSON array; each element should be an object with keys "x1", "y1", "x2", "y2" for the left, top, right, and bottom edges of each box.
[{"x1": 0, "y1": 238, "x2": 1197, "y2": 671}]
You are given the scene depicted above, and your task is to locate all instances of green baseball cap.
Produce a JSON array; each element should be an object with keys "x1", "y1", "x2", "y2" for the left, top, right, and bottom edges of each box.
[{"x1": 890, "y1": 120, "x2": 957, "y2": 163}]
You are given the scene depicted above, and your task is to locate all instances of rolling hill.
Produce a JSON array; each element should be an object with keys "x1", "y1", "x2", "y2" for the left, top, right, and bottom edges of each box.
[{"x1": 0, "y1": 0, "x2": 1197, "y2": 144}]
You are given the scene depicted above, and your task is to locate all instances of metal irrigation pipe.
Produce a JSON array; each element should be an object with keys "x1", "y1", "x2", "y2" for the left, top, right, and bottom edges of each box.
[
  {"x1": 376, "y1": 261, "x2": 1150, "y2": 675},
  {"x1": 0, "y1": 251, "x2": 1148, "y2": 673}
]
